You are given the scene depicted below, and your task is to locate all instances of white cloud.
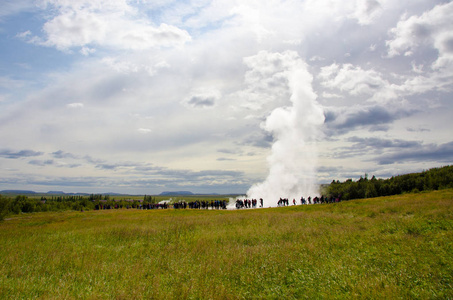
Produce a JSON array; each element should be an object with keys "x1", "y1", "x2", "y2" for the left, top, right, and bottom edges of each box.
[
  {"x1": 100, "y1": 56, "x2": 169, "y2": 76},
  {"x1": 80, "y1": 47, "x2": 96, "y2": 56},
  {"x1": 28, "y1": 0, "x2": 191, "y2": 51},
  {"x1": 138, "y1": 128, "x2": 152, "y2": 134},
  {"x1": 284, "y1": 39, "x2": 302, "y2": 46},
  {"x1": 322, "y1": 92, "x2": 342, "y2": 99},
  {"x1": 349, "y1": 0, "x2": 383, "y2": 25},
  {"x1": 319, "y1": 63, "x2": 390, "y2": 97},
  {"x1": 1, "y1": 0, "x2": 453, "y2": 194},
  {"x1": 231, "y1": 51, "x2": 298, "y2": 113},
  {"x1": 244, "y1": 51, "x2": 300, "y2": 82},
  {"x1": 309, "y1": 55, "x2": 325, "y2": 62},
  {"x1": 318, "y1": 57, "x2": 453, "y2": 105},
  {"x1": 180, "y1": 0, "x2": 236, "y2": 29},
  {"x1": 154, "y1": 61, "x2": 170, "y2": 69},
  {"x1": 41, "y1": 10, "x2": 106, "y2": 50},
  {"x1": 16, "y1": 30, "x2": 32, "y2": 39},
  {"x1": 67, "y1": 102, "x2": 84, "y2": 108},
  {"x1": 319, "y1": 63, "x2": 340, "y2": 80},
  {"x1": 411, "y1": 61, "x2": 424, "y2": 74},
  {"x1": 101, "y1": 57, "x2": 142, "y2": 74},
  {"x1": 397, "y1": 70, "x2": 453, "y2": 96},
  {"x1": 386, "y1": 2, "x2": 453, "y2": 69}
]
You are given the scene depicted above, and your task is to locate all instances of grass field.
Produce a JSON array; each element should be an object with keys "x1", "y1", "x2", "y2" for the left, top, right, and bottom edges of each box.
[{"x1": 1, "y1": 190, "x2": 452, "y2": 299}]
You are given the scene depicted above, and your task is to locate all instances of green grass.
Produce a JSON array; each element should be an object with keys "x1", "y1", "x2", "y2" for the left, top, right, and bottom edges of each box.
[{"x1": 1, "y1": 190, "x2": 452, "y2": 299}]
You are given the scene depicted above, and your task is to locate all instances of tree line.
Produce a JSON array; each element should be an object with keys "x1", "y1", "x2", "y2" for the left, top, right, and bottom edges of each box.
[
  {"x1": 1, "y1": 165, "x2": 452, "y2": 220},
  {"x1": 0, "y1": 194, "x2": 158, "y2": 221},
  {"x1": 326, "y1": 165, "x2": 453, "y2": 200}
]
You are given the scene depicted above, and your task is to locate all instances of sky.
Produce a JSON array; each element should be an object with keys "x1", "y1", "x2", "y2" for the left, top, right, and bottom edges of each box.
[{"x1": 0, "y1": 0, "x2": 452, "y2": 196}]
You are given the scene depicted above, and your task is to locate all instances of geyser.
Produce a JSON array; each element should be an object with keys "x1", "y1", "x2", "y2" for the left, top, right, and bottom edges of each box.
[{"x1": 247, "y1": 51, "x2": 324, "y2": 207}]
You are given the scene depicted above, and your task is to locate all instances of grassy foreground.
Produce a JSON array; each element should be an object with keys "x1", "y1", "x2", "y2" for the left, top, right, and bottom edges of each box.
[{"x1": 0, "y1": 190, "x2": 452, "y2": 299}]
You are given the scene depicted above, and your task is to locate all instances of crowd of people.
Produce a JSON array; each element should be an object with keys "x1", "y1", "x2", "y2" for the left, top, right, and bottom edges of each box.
[
  {"x1": 95, "y1": 202, "x2": 169, "y2": 210},
  {"x1": 173, "y1": 200, "x2": 228, "y2": 210},
  {"x1": 235, "y1": 198, "x2": 263, "y2": 209},
  {"x1": 94, "y1": 195, "x2": 341, "y2": 211},
  {"x1": 235, "y1": 195, "x2": 342, "y2": 209},
  {"x1": 170, "y1": 195, "x2": 341, "y2": 210}
]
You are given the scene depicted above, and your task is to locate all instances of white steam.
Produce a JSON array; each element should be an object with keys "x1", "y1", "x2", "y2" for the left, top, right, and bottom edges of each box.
[{"x1": 247, "y1": 51, "x2": 324, "y2": 207}]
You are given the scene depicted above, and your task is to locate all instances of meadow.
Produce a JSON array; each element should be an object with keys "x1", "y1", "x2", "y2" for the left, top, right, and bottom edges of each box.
[{"x1": 0, "y1": 190, "x2": 452, "y2": 299}]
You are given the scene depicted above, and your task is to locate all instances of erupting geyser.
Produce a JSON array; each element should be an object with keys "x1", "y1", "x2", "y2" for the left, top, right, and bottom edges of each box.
[{"x1": 247, "y1": 51, "x2": 325, "y2": 207}]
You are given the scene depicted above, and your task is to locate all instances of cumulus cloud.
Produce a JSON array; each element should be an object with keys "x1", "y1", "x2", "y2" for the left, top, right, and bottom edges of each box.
[
  {"x1": 25, "y1": 0, "x2": 191, "y2": 51},
  {"x1": 244, "y1": 51, "x2": 300, "y2": 82},
  {"x1": 396, "y1": 70, "x2": 453, "y2": 96},
  {"x1": 1, "y1": 0, "x2": 452, "y2": 194},
  {"x1": 349, "y1": 0, "x2": 383, "y2": 25},
  {"x1": 80, "y1": 47, "x2": 96, "y2": 56},
  {"x1": 233, "y1": 51, "x2": 299, "y2": 113},
  {"x1": 386, "y1": 2, "x2": 453, "y2": 69},
  {"x1": 319, "y1": 63, "x2": 393, "y2": 99},
  {"x1": 317, "y1": 57, "x2": 452, "y2": 106}
]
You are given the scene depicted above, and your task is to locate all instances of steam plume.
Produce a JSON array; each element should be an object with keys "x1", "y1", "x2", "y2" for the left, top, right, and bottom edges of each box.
[{"x1": 247, "y1": 51, "x2": 324, "y2": 207}]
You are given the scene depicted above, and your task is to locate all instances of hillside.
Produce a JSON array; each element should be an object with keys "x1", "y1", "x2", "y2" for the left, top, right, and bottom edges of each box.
[{"x1": 326, "y1": 165, "x2": 453, "y2": 200}]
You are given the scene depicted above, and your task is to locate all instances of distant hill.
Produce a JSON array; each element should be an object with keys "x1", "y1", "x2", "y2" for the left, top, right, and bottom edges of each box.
[
  {"x1": 97, "y1": 192, "x2": 124, "y2": 196},
  {"x1": 159, "y1": 191, "x2": 194, "y2": 196},
  {"x1": 0, "y1": 190, "x2": 37, "y2": 194},
  {"x1": 0, "y1": 190, "x2": 108, "y2": 196},
  {"x1": 0, "y1": 189, "x2": 237, "y2": 197}
]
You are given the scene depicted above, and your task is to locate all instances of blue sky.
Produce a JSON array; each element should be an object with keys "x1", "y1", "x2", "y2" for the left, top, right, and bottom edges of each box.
[{"x1": 0, "y1": 0, "x2": 452, "y2": 198}]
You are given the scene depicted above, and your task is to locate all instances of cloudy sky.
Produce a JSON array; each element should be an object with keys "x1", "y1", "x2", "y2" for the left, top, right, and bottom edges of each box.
[{"x1": 0, "y1": 0, "x2": 452, "y2": 195}]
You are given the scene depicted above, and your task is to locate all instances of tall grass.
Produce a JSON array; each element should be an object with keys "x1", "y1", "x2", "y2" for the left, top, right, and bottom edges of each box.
[{"x1": 0, "y1": 190, "x2": 452, "y2": 299}]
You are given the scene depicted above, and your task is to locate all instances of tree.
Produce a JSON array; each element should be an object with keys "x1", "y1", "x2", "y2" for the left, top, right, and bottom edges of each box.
[
  {"x1": 0, "y1": 195, "x2": 11, "y2": 221},
  {"x1": 326, "y1": 165, "x2": 453, "y2": 201}
]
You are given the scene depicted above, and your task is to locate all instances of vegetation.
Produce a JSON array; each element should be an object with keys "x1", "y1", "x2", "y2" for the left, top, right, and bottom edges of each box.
[
  {"x1": 0, "y1": 193, "x2": 234, "y2": 221},
  {"x1": 1, "y1": 166, "x2": 452, "y2": 220},
  {"x1": 326, "y1": 165, "x2": 453, "y2": 200},
  {"x1": 0, "y1": 189, "x2": 452, "y2": 299}
]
